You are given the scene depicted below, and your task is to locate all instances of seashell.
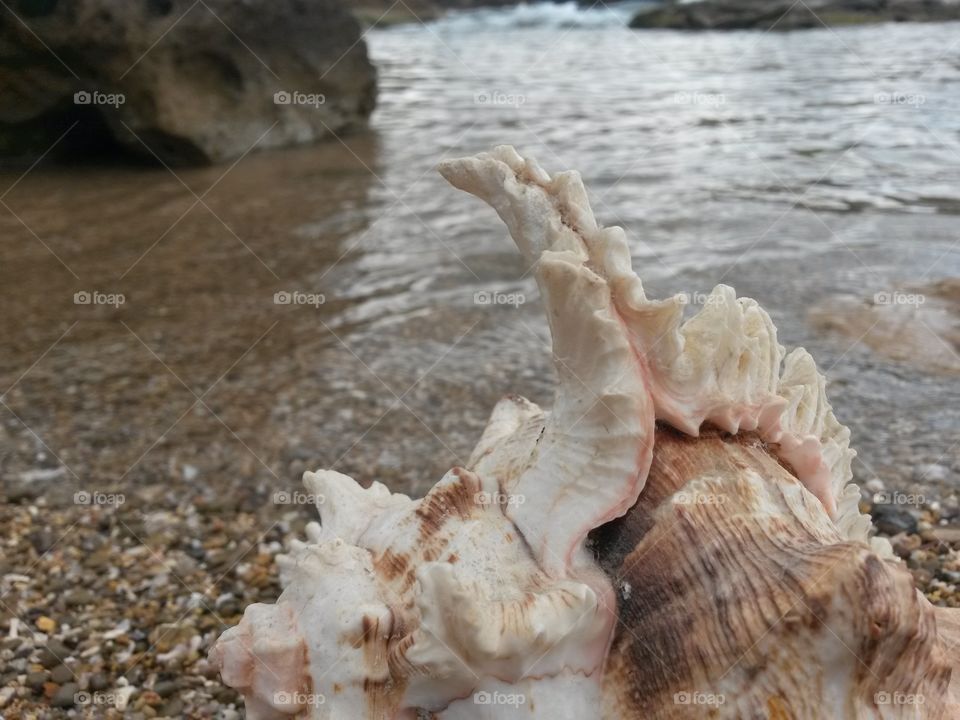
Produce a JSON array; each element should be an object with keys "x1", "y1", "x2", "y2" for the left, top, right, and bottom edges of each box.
[{"x1": 211, "y1": 146, "x2": 959, "y2": 718}]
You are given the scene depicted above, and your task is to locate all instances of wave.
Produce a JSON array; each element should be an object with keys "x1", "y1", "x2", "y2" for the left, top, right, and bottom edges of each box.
[{"x1": 419, "y1": 1, "x2": 657, "y2": 31}]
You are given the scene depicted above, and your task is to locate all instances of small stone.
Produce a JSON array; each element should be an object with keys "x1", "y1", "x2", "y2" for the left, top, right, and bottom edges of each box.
[
  {"x1": 89, "y1": 672, "x2": 110, "y2": 691},
  {"x1": 932, "y1": 527, "x2": 960, "y2": 544},
  {"x1": 215, "y1": 687, "x2": 238, "y2": 704},
  {"x1": 159, "y1": 698, "x2": 184, "y2": 717},
  {"x1": 51, "y1": 682, "x2": 79, "y2": 708},
  {"x1": 865, "y1": 478, "x2": 885, "y2": 494},
  {"x1": 35, "y1": 616, "x2": 56, "y2": 633},
  {"x1": 140, "y1": 689, "x2": 162, "y2": 706},
  {"x1": 27, "y1": 529, "x2": 57, "y2": 554},
  {"x1": 39, "y1": 640, "x2": 70, "y2": 668},
  {"x1": 66, "y1": 589, "x2": 94, "y2": 607},
  {"x1": 940, "y1": 570, "x2": 960, "y2": 585},
  {"x1": 891, "y1": 533, "x2": 922, "y2": 558},
  {"x1": 25, "y1": 670, "x2": 47, "y2": 690},
  {"x1": 153, "y1": 680, "x2": 179, "y2": 698},
  {"x1": 50, "y1": 664, "x2": 73, "y2": 684},
  {"x1": 914, "y1": 463, "x2": 949, "y2": 483},
  {"x1": 872, "y1": 506, "x2": 918, "y2": 536}
]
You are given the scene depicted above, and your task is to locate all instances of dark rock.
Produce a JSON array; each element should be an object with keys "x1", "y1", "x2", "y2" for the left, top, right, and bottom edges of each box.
[
  {"x1": 89, "y1": 672, "x2": 109, "y2": 691},
  {"x1": 352, "y1": 0, "x2": 441, "y2": 27},
  {"x1": 25, "y1": 671, "x2": 47, "y2": 691},
  {"x1": 4, "y1": 481, "x2": 43, "y2": 503},
  {"x1": 0, "y1": 0, "x2": 377, "y2": 165},
  {"x1": 630, "y1": 0, "x2": 960, "y2": 30},
  {"x1": 51, "y1": 682, "x2": 79, "y2": 708},
  {"x1": 872, "y1": 505, "x2": 919, "y2": 536},
  {"x1": 27, "y1": 529, "x2": 56, "y2": 554},
  {"x1": 159, "y1": 698, "x2": 185, "y2": 717},
  {"x1": 50, "y1": 664, "x2": 73, "y2": 684},
  {"x1": 38, "y1": 640, "x2": 70, "y2": 668},
  {"x1": 153, "y1": 680, "x2": 179, "y2": 698},
  {"x1": 65, "y1": 588, "x2": 94, "y2": 607}
]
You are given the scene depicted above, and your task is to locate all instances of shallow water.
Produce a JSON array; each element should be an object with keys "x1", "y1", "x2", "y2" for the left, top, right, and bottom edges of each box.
[{"x1": 2, "y1": 11, "x2": 959, "y2": 503}]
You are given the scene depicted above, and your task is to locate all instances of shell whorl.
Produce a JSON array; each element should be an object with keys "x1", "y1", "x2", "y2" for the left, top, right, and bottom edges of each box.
[{"x1": 211, "y1": 146, "x2": 955, "y2": 719}]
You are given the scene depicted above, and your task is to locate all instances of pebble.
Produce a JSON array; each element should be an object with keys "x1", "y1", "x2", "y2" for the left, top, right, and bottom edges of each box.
[
  {"x1": 35, "y1": 616, "x2": 56, "y2": 633},
  {"x1": 159, "y1": 698, "x2": 184, "y2": 716},
  {"x1": 25, "y1": 670, "x2": 47, "y2": 690},
  {"x1": 865, "y1": 478, "x2": 885, "y2": 493},
  {"x1": 89, "y1": 672, "x2": 110, "y2": 691},
  {"x1": 914, "y1": 463, "x2": 950, "y2": 483},
  {"x1": 139, "y1": 689, "x2": 162, "y2": 707},
  {"x1": 932, "y1": 527, "x2": 960, "y2": 544},
  {"x1": 51, "y1": 682, "x2": 79, "y2": 708},
  {"x1": 66, "y1": 589, "x2": 94, "y2": 607},
  {"x1": 39, "y1": 640, "x2": 70, "y2": 668},
  {"x1": 154, "y1": 680, "x2": 179, "y2": 698},
  {"x1": 892, "y1": 533, "x2": 922, "y2": 558},
  {"x1": 872, "y1": 506, "x2": 918, "y2": 536},
  {"x1": 50, "y1": 664, "x2": 73, "y2": 684}
]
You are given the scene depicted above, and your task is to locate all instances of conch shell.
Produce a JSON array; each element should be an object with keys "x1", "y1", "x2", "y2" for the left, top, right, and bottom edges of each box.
[{"x1": 210, "y1": 147, "x2": 960, "y2": 718}]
